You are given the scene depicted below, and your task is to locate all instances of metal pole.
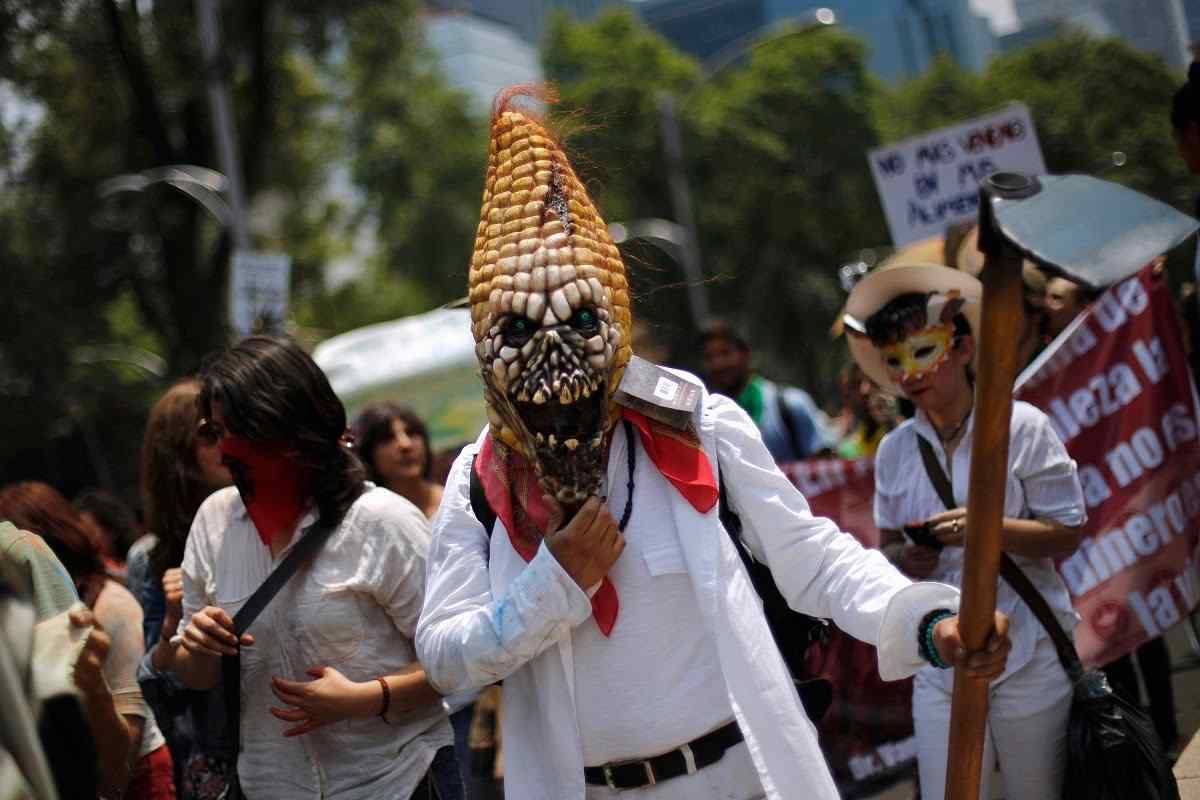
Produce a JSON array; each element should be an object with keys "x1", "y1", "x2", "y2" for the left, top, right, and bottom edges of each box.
[
  {"x1": 196, "y1": 0, "x2": 249, "y2": 250},
  {"x1": 656, "y1": 91, "x2": 710, "y2": 327}
]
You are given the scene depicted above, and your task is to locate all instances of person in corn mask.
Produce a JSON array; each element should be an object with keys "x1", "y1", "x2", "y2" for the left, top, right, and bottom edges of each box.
[{"x1": 416, "y1": 89, "x2": 1013, "y2": 800}]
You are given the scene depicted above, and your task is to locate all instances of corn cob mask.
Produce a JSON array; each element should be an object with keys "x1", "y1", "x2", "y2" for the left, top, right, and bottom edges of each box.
[{"x1": 469, "y1": 93, "x2": 632, "y2": 506}]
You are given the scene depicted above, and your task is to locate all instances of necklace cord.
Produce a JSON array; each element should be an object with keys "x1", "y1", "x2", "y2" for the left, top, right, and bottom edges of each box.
[{"x1": 618, "y1": 419, "x2": 636, "y2": 532}]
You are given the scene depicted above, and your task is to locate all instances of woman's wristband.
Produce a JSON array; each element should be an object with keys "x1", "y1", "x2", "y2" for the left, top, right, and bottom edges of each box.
[
  {"x1": 377, "y1": 676, "x2": 392, "y2": 723},
  {"x1": 918, "y1": 608, "x2": 955, "y2": 669}
]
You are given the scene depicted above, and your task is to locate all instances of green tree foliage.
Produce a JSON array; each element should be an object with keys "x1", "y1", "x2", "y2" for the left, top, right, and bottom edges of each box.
[
  {"x1": 0, "y1": 0, "x2": 481, "y2": 493},
  {"x1": 543, "y1": 12, "x2": 885, "y2": 394},
  {"x1": 880, "y1": 34, "x2": 1191, "y2": 211},
  {"x1": 543, "y1": 8, "x2": 699, "y2": 224},
  {"x1": 689, "y1": 28, "x2": 888, "y2": 391},
  {"x1": 342, "y1": 3, "x2": 487, "y2": 305}
]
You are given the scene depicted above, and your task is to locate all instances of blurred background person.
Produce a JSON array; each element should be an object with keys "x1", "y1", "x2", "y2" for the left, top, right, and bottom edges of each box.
[
  {"x1": 700, "y1": 319, "x2": 834, "y2": 463},
  {"x1": 351, "y1": 402, "x2": 443, "y2": 519},
  {"x1": 1042, "y1": 276, "x2": 1094, "y2": 342},
  {"x1": 352, "y1": 400, "x2": 485, "y2": 788},
  {"x1": 131, "y1": 377, "x2": 236, "y2": 799},
  {"x1": 0, "y1": 481, "x2": 173, "y2": 799},
  {"x1": 74, "y1": 488, "x2": 144, "y2": 583},
  {"x1": 833, "y1": 361, "x2": 902, "y2": 459}
]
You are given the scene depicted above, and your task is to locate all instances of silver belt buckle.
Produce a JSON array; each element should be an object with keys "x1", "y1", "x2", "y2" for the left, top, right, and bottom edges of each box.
[{"x1": 602, "y1": 758, "x2": 657, "y2": 789}]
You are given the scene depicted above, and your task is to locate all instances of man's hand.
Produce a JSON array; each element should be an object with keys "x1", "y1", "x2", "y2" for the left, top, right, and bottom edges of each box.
[
  {"x1": 932, "y1": 611, "x2": 1011, "y2": 679},
  {"x1": 544, "y1": 495, "x2": 624, "y2": 590},
  {"x1": 69, "y1": 607, "x2": 111, "y2": 700},
  {"x1": 162, "y1": 566, "x2": 184, "y2": 633},
  {"x1": 181, "y1": 605, "x2": 254, "y2": 658}
]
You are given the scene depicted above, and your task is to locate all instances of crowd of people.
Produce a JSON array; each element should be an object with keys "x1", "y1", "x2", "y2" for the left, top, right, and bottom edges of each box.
[{"x1": 3, "y1": 70, "x2": 1200, "y2": 800}]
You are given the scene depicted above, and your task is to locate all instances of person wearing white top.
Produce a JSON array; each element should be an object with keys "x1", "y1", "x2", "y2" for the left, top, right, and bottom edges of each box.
[
  {"x1": 420, "y1": 92, "x2": 1013, "y2": 800},
  {"x1": 845, "y1": 263, "x2": 1086, "y2": 800},
  {"x1": 417, "y1": 383, "x2": 1015, "y2": 800},
  {"x1": 161, "y1": 336, "x2": 460, "y2": 800}
]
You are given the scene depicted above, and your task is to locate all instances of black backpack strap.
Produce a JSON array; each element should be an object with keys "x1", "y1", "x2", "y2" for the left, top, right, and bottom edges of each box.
[{"x1": 469, "y1": 455, "x2": 497, "y2": 537}]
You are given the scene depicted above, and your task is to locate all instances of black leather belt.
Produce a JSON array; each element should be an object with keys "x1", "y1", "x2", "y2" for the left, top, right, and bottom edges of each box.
[{"x1": 583, "y1": 720, "x2": 744, "y2": 790}]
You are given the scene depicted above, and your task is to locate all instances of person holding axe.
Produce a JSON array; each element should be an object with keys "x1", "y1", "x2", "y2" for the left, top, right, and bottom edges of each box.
[{"x1": 847, "y1": 263, "x2": 1086, "y2": 800}]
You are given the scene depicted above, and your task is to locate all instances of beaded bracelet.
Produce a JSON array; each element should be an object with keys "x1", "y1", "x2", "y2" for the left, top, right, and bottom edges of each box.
[{"x1": 919, "y1": 609, "x2": 955, "y2": 669}]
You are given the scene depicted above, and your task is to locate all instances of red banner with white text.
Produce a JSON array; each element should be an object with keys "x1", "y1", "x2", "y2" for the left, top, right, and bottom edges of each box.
[
  {"x1": 1015, "y1": 266, "x2": 1200, "y2": 667},
  {"x1": 778, "y1": 270, "x2": 1200, "y2": 789},
  {"x1": 782, "y1": 458, "x2": 916, "y2": 791}
]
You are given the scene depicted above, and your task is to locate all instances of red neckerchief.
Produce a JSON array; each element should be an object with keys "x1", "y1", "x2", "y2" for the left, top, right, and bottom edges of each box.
[
  {"x1": 220, "y1": 435, "x2": 310, "y2": 548},
  {"x1": 473, "y1": 408, "x2": 718, "y2": 636}
]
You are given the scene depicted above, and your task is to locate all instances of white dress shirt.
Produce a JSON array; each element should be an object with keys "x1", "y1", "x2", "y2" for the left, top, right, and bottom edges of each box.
[
  {"x1": 417, "y1": 373, "x2": 960, "y2": 800},
  {"x1": 874, "y1": 401, "x2": 1087, "y2": 690},
  {"x1": 179, "y1": 485, "x2": 451, "y2": 799}
]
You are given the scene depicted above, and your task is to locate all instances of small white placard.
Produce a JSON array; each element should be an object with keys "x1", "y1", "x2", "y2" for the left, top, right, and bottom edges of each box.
[
  {"x1": 229, "y1": 250, "x2": 291, "y2": 336},
  {"x1": 867, "y1": 103, "x2": 1046, "y2": 247},
  {"x1": 653, "y1": 376, "x2": 679, "y2": 402}
]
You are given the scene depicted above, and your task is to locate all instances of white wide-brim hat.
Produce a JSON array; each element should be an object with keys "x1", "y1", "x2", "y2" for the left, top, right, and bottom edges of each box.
[{"x1": 843, "y1": 263, "x2": 983, "y2": 394}]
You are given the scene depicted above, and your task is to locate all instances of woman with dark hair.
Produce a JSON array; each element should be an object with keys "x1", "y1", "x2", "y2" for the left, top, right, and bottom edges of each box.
[
  {"x1": 130, "y1": 377, "x2": 235, "y2": 799},
  {"x1": 74, "y1": 488, "x2": 144, "y2": 579},
  {"x1": 352, "y1": 402, "x2": 443, "y2": 518},
  {"x1": 0, "y1": 481, "x2": 174, "y2": 800},
  {"x1": 846, "y1": 265, "x2": 1085, "y2": 800},
  {"x1": 161, "y1": 336, "x2": 459, "y2": 800}
]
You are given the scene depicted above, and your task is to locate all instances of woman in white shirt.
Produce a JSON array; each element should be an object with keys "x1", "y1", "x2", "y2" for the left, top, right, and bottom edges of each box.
[
  {"x1": 162, "y1": 336, "x2": 461, "y2": 800},
  {"x1": 846, "y1": 264, "x2": 1086, "y2": 800}
]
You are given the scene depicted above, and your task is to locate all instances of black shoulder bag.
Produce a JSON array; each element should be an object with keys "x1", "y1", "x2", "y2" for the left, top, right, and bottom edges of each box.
[
  {"x1": 467, "y1": 444, "x2": 834, "y2": 724},
  {"x1": 916, "y1": 436, "x2": 1179, "y2": 800},
  {"x1": 218, "y1": 515, "x2": 345, "y2": 800}
]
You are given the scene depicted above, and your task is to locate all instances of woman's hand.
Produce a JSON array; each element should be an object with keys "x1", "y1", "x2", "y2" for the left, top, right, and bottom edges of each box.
[
  {"x1": 927, "y1": 508, "x2": 968, "y2": 547},
  {"x1": 161, "y1": 568, "x2": 184, "y2": 634},
  {"x1": 269, "y1": 667, "x2": 380, "y2": 737},
  {"x1": 898, "y1": 543, "x2": 940, "y2": 578},
  {"x1": 181, "y1": 606, "x2": 253, "y2": 658},
  {"x1": 69, "y1": 607, "x2": 111, "y2": 701},
  {"x1": 932, "y1": 611, "x2": 1011, "y2": 679}
]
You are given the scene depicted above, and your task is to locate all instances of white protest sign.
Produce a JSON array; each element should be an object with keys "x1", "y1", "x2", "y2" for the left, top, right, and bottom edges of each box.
[
  {"x1": 230, "y1": 251, "x2": 291, "y2": 336},
  {"x1": 868, "y1": 103, "x2": 1046, "y2": 247}
]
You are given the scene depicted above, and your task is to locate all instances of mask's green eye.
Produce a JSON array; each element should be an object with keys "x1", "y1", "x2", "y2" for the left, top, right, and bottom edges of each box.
[
  {"x1": 571, "y1": 308, "x2": 599, "y2": 333},
  {"x1": 502, "y1": 316, "x2": 538, "y2": 348}
]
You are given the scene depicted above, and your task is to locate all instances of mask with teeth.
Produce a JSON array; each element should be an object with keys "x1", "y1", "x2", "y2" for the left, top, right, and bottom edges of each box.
[{"x1": 469, "y1": 91, "x2": 632, "y2": 507}]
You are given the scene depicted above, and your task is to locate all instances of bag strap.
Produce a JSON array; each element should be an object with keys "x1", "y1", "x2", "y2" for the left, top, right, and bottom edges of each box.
[
  {"x1": 915, "y1": 436, "x2": 1083, "y2": 680},
  {"x1": 221, "y1": 505, "x2": 352, "y2": 772},
  {"x1": 469, "y1": 456, "x2": 497, "y2": 537}
]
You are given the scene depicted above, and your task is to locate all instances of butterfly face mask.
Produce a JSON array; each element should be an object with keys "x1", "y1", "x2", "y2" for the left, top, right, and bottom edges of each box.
[{"x1": 879, "y1": 323, "x2": 955, "y2": 384}]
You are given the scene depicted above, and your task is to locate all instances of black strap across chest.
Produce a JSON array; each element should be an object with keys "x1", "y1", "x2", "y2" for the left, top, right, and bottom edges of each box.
[
  {"x1": 915, "y1": 435, "x2": 1082, "y2": 680},
  {"x1": 220, "y1": 510, "x2": 347, "y2": 776}
]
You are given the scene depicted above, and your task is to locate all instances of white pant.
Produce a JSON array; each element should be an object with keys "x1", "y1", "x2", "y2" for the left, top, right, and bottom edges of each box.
[
  {"x1": 913, "y1": 635, "x2": 1073, "y2": 800},
  {"x1": 584, "y1": 741, "x2": 765, "y2": 800}
]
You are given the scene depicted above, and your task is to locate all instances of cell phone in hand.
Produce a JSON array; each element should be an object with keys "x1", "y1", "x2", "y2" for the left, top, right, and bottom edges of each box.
[{"x1": 903, "y1": 523, "x2": 944, "y2": 551}]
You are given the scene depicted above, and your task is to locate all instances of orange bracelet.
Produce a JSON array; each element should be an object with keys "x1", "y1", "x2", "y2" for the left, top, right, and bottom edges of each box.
[{"x1": 377, "y1": 676, "x2": 391, "y2": 722}]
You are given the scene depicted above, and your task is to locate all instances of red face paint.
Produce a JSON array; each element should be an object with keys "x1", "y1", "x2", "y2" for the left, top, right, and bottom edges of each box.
[{"x1": 219, "y1": 435, "x2": 311, "y2": 547}]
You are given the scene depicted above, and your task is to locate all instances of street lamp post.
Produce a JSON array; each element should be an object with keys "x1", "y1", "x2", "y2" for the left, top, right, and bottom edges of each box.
[{"x1": 654, "y1": 8, "x2": 837, "y2": 329}]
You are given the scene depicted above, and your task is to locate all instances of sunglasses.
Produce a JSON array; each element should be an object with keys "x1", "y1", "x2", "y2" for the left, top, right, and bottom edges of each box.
[{"x1": 196, "y1": 417, "x2": 228, "y2": 445}]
